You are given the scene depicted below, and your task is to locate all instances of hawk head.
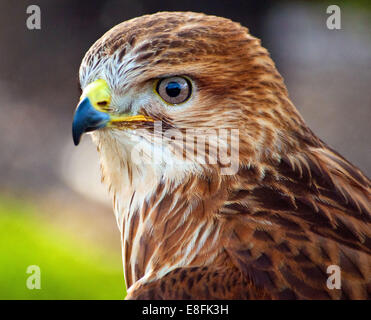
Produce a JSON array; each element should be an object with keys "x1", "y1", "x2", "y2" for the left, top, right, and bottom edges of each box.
[{"x1": 73, "y1": 12, "x2": 311, "y2": 188}]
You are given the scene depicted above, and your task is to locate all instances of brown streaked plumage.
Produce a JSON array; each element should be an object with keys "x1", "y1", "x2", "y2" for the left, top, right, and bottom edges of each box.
[{"x1": 74, "y1": 12, "x2": 371, "y2": 299}]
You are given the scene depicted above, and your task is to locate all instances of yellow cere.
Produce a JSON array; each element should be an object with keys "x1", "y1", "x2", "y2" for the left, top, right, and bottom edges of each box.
[
  {"x1": 82, "y1": 79, "x2": 154, "y2": 123},
  {"x1": 81, "y1": 79, "x2": 111, "y2": 112}
]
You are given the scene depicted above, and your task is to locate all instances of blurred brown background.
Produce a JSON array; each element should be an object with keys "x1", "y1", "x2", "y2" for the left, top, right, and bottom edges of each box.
[{"x1": 0, "y1": 0, "x2": 370, "y2": 299}]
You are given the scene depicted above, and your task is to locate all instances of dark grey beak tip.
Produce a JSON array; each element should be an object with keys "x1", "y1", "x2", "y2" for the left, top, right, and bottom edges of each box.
[{"x1": 72, "y1": 125, "x2": 82, "y2": 146}]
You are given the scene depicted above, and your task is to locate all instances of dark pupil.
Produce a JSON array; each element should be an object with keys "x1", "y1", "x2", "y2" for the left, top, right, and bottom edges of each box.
[{"x1": 165, "y1": 82, "x2": 181, "y2": 97}]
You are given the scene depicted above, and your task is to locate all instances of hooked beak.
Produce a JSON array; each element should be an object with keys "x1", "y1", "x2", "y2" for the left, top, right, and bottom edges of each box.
[
  {"x1": 72, "y1": 79, "x2": 153, "y2": 146},
  {"x1": 72, "y1": 96, "x2": 110, "y2": 145}
]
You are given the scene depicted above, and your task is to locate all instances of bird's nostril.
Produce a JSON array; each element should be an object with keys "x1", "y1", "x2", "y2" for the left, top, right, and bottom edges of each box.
[{"x1": 97, "y1": 100, "x2": 108, "y2": 107}]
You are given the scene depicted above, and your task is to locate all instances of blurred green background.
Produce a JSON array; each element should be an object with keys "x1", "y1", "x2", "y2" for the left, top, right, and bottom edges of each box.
[
  {"x1": 0, "y1": 0, "x2": 370, "y2": 299},
  {"x1": 0, "y1": 196, "x2": 125, "y2": 299}
]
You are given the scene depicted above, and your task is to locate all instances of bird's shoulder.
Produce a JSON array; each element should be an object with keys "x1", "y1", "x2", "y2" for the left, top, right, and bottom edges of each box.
[{"x1": 219, "y1": 145, "x2": 371, "y2": 299}]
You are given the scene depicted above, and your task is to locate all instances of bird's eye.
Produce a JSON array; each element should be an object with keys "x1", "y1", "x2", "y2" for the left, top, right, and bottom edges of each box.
[{"x1": 156, "y1": 77, "x2": 192, "y2": 105}]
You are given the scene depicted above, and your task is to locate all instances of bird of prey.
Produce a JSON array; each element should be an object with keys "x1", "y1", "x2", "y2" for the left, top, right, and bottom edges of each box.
[{"x1": 72, "y1": 12, "x2": 370, "y2": 299}]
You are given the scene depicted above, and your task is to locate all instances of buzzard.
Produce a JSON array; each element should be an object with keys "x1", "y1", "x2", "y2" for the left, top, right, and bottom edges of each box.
[{"x1": 72, "y1": 12, "x2": 370, "y2": 299}]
